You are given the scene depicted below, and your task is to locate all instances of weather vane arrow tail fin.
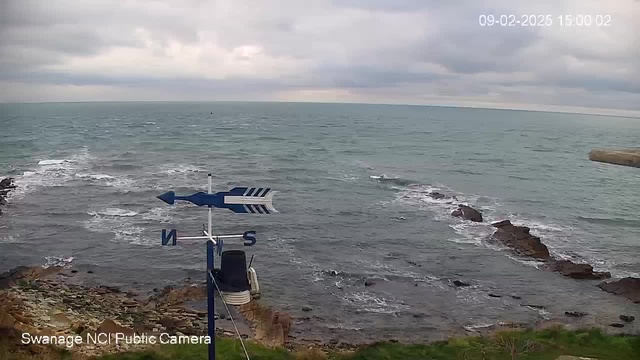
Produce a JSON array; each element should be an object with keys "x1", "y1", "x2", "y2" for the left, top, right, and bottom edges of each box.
[{"x1": 223, "y1": 187, "x2": 277, "y2": 214}]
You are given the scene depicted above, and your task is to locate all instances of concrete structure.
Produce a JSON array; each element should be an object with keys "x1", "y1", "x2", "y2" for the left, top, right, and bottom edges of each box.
[{"x1": 589, "y1": 149, "x2": 640, "y2": 168}]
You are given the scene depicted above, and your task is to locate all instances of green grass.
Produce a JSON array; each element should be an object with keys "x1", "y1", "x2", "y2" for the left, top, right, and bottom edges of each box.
[
  {"x1": 96, "y1": 328, "x2": 640, "y2": 360},
  {"x1": 3, "y1": 327, "x2": 638, "y2": 360}
]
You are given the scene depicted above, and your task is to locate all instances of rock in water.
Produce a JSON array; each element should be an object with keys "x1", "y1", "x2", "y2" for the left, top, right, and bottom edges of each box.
[
  {"x1": 620, "y1": 315, "x2": 635, "y2": 323},
  {"x1": 429, "y1": 192, "x2": 446, "y2": 200},
  {"x1": 453, "y1": 280, "x2": 470, "y2": 287},
  {"x1": 546, "y1": 260, "x2": 611, "y2": 280},
  {"x1": 451, "y1": 205, "x2": 483, "y2": 222},
  {"x1": 564, "y1": 311, "x2": 588, "y2": 318},
  {"x1": 598, "y1": 277, "x2": 640, "y2": 303},
  {"x1": 0, "y1": 177, "x2": 15, "y2": 189},
  {"x1": 491, "y1": 220, "x2": 550, "y2": 259}
]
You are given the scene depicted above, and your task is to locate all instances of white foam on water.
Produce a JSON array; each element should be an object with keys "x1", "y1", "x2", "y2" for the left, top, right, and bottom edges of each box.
[
  {"x1": 83, "y1": 209, "x2": 155, "y2": 246},
  {"x1": 37, "y1": 159, "x2": 67, "y2": 166},
  {"x1": 343, "y1": 291, "x2": 409, "y2": 314},
  {"x1": 75, "y1": 173, "x2": 115, "y2": 180},
  {"x1": 323, "y1": 323, "x2": 362, "y2": 331},
  {"x1": 43, "y1": 256, "x2": 74, "y2": 269},
  {"x1": 142, "y1": 207, "x2": 172, "y2": 222},
  {"x1": 162, "y1": 164, "x2": 202, "y2": 175},
  {"x1": 0, "y1": 235, "x2": 19, "y2": 243},
  {"x1": 463, "y1": 323, "x2": 494, "y2": 332},
  {"x1": 524, "y1": 306, "x2": 551, "y2": 319},
  {"x1": 88, "y1": 208, "x2": 139, "y2": 217},
  {"x1": 11, "y1": 149, "x2": 94, "y2": 200}
]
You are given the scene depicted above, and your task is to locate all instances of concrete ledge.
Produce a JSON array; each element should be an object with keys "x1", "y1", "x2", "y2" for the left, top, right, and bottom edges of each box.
[{"x1": 589, "y1": 149, "x2": 640, "y2": 168}]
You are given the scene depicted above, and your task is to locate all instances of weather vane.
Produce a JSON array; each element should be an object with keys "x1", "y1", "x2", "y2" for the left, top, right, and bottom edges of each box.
[{"x1": 157, "y1": 174, "x2": 277, "y2": 360}]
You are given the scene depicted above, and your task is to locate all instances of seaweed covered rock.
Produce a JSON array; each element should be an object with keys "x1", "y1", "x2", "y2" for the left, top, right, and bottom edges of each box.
[{"x1": 491, "y1": 220, "x2": 550, "y2": 259}]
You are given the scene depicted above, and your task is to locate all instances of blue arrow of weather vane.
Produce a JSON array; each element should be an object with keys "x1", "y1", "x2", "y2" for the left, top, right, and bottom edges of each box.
[{"x1": 157, "y1": 187, "x2": 277, "y2": 214}]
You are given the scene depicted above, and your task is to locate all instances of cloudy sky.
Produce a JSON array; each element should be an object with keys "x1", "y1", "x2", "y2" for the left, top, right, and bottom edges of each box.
[{"x1": 1, "y1": 0, "x2": 639, "y2": 115}]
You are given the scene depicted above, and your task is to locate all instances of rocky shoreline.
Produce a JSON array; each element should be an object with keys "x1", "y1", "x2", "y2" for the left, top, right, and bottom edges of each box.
[
  {"x1": 1, "y1": 263, "x2": 637, "y2": 359},
  {"x1": 0, "y1": 265, "x2": 299, "y2": 357}
]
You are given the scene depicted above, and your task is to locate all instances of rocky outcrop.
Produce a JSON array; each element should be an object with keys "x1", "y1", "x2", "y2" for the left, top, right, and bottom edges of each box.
[
  {"x1": 239, "y1": 301, "x2": 291, "y2": 347},
  {"x1": 491, "y1": 220, "x2": 550, "y2": 259},
  {"x1": 0, "y1": 177, "x2": 16, "y2": 216},
  {"x1": 546, "y1": 260, "x2": 610, "y2": 280},
  {"x1": 451, "y1": 205, "x2": 483, "y2": 222},
  {"x1": 598, "y1": 277, "x2": 640, "y2": 303}
]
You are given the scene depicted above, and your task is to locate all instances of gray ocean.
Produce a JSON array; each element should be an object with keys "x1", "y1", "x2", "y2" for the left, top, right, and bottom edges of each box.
[{"x1": 1, "y1": 102, "x2": 639, "y2": 342}]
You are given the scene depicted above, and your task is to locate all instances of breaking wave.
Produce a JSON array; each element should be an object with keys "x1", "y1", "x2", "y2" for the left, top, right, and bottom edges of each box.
[{"x1": 11, "y1": 149, "x2": 94, "y2": 199}]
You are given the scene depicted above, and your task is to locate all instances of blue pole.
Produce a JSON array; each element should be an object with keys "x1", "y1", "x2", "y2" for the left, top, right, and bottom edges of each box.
[{"x1": 207, "y1": 240, "x2": 215, "y2": 360}]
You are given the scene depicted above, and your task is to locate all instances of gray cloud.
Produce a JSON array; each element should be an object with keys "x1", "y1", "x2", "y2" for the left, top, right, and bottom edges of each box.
[{"x1": 0, "y1": 0, "x2": 638, "y2": 114}]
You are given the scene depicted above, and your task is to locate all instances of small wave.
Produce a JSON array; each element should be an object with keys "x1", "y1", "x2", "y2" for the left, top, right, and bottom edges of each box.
[
  {"x1": 523, "y1": 306, "x2": 551, "y2": 319},
  {"x1": 0, "y1": 235, "x2": 19, "y2": 243},
  {"x1": 323, "y1": 323, "x2": 362, "y2": 331},
  {"x1": 88, "y1": 208, "x2": 139, "y2": 217},
  {"x1": 370, "y1": 174, "x2": 415, "y2": 187},
  {"x1": 43, "y1": 256, "x2": 74, "y2": 269},
  {"x1": 37, "y1": 159, "x2": 68, "y2": 166},
  {"x1": 75, "y1": 173, "x2": 115, "y2": 180},
  {"x1": 162, "y1": 165, "x2": 202, "y2": 174},
  {"x1": 343, "y1": 291, "x2": 409, "y2": 314},
  {"x1": 463, "y1": 323, "x2": 494, "y2": 332}
]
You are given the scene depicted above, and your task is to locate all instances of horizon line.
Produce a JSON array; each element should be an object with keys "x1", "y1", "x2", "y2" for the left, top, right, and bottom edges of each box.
[{"x1": 1, "y1": 100, "x2": 639, "y2": 120}]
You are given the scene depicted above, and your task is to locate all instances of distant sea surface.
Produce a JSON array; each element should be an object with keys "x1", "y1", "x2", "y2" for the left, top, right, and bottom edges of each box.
[{"x1": 1, "y1": 102, "x2": 639, "y2": 341}]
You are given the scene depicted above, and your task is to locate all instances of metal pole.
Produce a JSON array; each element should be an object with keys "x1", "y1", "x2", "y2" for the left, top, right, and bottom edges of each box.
[
  {"x1": 207, "y1": 239, "x2": 215, "y2": 360},
  {"x1": 208, "y1": 174, "x2": 213, "y2": 240},
  {"x1": 206, "y1": 173, "x2": 216, "y2": 360}
]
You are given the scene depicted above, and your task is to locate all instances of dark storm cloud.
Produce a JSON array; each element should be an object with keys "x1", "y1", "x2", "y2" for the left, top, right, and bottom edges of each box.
[{"x1": 0, "y1": 0, "x2": 638, "y2": 113}]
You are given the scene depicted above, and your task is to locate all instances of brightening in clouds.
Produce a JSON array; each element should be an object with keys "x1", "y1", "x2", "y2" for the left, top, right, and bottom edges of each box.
[{"x1": 0, "y1": 0, "x2": 639, "y2": 116}]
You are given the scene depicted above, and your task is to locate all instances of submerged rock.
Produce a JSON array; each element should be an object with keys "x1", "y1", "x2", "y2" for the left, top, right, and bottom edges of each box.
[
  {"x1": 451, "y1": 205, "x2": 483, "y2": 222},
  {"x1": 598, "y1": 277, "x2": 640, "y2": 303},
  {"x1": 429, "y1": 192, "x2": 446, "y2": 200},
  {"x1": 564, "y1": 311, "x2": 588, "y2": 318},
  {"x1": 620, "y1": 315, "x2": 635, "y2": 323},
  {"x1": 546, "y1": 260, "x2": 610, "y2": 280},
  {"x1": 491, "y1": 220, "x2": 550, "y2": 259},
  {"x1": 453, "y1": 280, "x2": 470, "y2": 287}
]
